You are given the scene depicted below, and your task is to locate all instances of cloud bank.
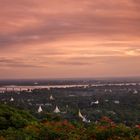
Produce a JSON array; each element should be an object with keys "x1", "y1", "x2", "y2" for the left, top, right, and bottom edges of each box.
[{"x1": 0, "y1": 0, "x2": 140, "y2": 78}]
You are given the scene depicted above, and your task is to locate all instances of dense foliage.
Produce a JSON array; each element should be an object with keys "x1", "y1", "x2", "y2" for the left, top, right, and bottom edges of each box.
[{"x1": 0, "y1": 105, "x2": 140, "y2": 140}]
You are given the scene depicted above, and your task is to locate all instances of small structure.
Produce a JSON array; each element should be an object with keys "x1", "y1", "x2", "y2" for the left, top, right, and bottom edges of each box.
[
  {"x1": 91, "y1": 100, "x2": 99, "y2": 105},
  {"x1": 109, "y1": 89, "x2": 112, "y2": 92},
  {"x1": 10, "y1": 97, "x2": 14, "y2": 102},
  {"x1": 69, "y1": 95, "x2": 76, "y2": 97},
  {"x1": 114, "y1": 100, "x2": 120, "y2": 104},
  {"x1": 45, "y1": 103, "x2": 52, "y2": 106},
  {"x1": 78, "y1": 110, "x2": 90, "y2": 123},
  {"x1": 17, "y1": 92, "x2": 20, "y2": 95},
  {"x1": 50, "y1": 95, "x2": 55, "y2": 100},
  {"x1": 133, "y1": 90, "x2": 138, "y2": 94},
  {"x1": 107, "y1": 111, "x2": 116, "y2": 115},
  {"x1": 105, "y1": 99, "x2": 109, "y2": 102},
  {"x1": 38, "y1": 106, "x2": 43, "y2": 113},
  {"x1": 83, "y1": 118, "x2": 91, "y2": 123},
  {"x1": 54, "y1": 106, "x2": 60, "y2": 113},
  {"x1": 34, "y1": 82, "x2": 38, "y2": 85},
  {"x1": 28, "y1": 103, "x2": 32, "y2": 106},
  {"x1": 78, "y1": 110, "x2": 84, "y2": 119},
  {"x1": 94, "y1": 100, "x2": 99, "y2": 104}
]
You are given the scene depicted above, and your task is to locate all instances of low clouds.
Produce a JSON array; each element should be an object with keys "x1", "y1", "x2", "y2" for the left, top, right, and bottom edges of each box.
[
  {"x1": 0, "y1": 57, "x2": 43, "y2": 68},
  {"x1": 0, "y1": 0, "x2": 140, "y2": 78}
]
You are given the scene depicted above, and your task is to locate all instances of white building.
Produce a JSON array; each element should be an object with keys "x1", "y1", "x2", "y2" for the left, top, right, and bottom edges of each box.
[
  {"x1": 54, "y1": 106, "x2": 60, "y2": 113},
  {"x1": 50, "y1": 95, "x2": 55, "y2": 100},
  {"x1": 38, "y1": 106, "x2": 43, "y2": 113},
  {"x1": 133, "y1": 90, "x2": 138, "y2": 94},
  {"x1": 10, "y1": 97, "x2": 14, "y2": 102},
  {"x1": 91, "y1": 100, "x2": 99, "y2": 105},
  {"x1": 114, "y1": 100, "x2": 120, "y2": 104},
  {"x1": 78, "y1": 110, "x2": 90, "y2": 123}
]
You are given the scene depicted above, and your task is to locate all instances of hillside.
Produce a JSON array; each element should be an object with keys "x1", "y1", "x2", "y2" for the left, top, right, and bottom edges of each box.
[{"x1": 0, "y1": 104, "x2": 140, "y2": 140}]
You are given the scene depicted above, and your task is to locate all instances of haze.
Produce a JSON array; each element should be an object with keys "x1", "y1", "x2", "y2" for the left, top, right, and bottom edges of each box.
[{"x1": 0, "y1": 0, "x2": 140, "y2": 79}]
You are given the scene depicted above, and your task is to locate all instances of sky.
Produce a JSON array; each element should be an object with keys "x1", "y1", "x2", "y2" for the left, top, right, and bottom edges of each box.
[{"x1": 0, "y1": 0, "x2": 140, "y2": 79}]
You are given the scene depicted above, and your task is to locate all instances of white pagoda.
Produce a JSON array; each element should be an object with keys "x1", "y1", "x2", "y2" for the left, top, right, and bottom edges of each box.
[
  {"x1": 78, "y1": 110, "x2": 84, "y2": 119},
  {"x1": 133, "y1": 90, "x2": 138, "y2": 94},
  {"x1": 38, "y1": 106, "x2": 43, "y2": 113},
  {"x1": 10, "y1": 97, "x2": 14, "y2": 102},
  {"x1": 50, "y1": 95, "x2": 55, "y2": 100},
  {"x1": 54, "y1": 106, "x2": 60, "y2": 113},
  {"x1": 78, "y1": 110, "x2": 90, "y2": 123},
  {"x1": 91, "y1": 100, "x2": 99, "y2": 105}
]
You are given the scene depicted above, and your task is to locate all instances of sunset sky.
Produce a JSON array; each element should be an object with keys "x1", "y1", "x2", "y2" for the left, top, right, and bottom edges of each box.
[{"x1": 0, "y1": 0, "x2": 140, "y2": 79}]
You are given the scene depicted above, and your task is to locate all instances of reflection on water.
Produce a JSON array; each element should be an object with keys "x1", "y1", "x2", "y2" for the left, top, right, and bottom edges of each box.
[
  {"x1": 0, "y1": 85, "x2": 87, "y2": 91},
  {"x1": 0, "y1": 82, "x2": 139, "y2": 91}
]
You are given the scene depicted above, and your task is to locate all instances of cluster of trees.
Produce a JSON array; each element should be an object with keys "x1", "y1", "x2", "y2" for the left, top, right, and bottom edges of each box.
[
  {"x1": 0, "y1": 104, "x2": 140, "y2": 140},
  {"x1": 1, "y1": 84, "x2": 140, "y2": 127}
]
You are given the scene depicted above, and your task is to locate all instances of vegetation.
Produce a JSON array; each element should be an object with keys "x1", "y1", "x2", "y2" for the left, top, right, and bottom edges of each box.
[{"x1": 0, "y1": 104, "x2": 140, "y2": 140}]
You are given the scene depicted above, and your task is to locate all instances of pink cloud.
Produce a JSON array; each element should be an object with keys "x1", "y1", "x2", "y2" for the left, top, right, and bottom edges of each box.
[{"x1": 0, "y1": 0, "x2": 140, "y2": 78}]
